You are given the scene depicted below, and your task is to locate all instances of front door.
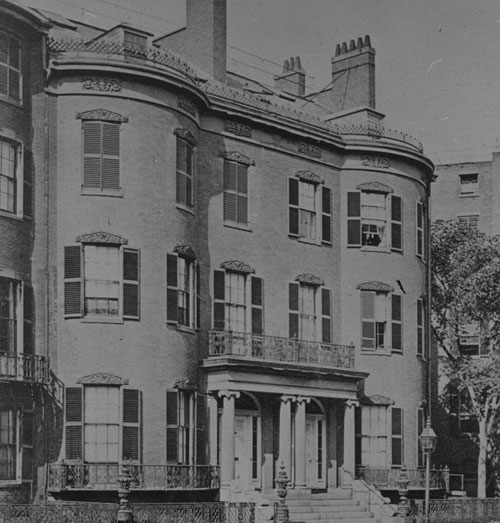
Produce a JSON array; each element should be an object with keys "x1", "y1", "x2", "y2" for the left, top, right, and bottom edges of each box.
[
  {"x1": 305, "y1": 414, "x2": 326, "y2": 488},
  {"x1": 234, "y1": 414, "x2": 258, "y2": 487}
]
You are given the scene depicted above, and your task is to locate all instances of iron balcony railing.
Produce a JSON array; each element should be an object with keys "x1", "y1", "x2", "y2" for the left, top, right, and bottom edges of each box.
[
  {"x1": 208, "y1": 330, "x2": 355, "y2": 369},
  {"x1": 356, "y1": 466, "x2": 448, "y2": 490},
  {"x1": 48, "y1": 463, "x2": 220, "y2": 491},
  {"x1": 0, "y1": 352, "x2": 50, "y2": 384}
]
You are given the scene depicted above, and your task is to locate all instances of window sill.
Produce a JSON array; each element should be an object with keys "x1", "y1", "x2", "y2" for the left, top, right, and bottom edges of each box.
[
  {"x1": 360, "y1": 246, "x2": 391, "y2": 254},
  {"x1": 0, "y1": 95, "x2": 23, "y2": 109},
  {"x1": 171, "y1": 324, "x2": 197, "y2": 335},
  {"x1": 81, "y1": 316, "x2": 124, "y2": 324},
  {"x1": 458, "y1": 193, "x2": 478, "y2": 198},
  {"x1": 0, "y1": 209, "x2": 25, "y2": 222},
  {"x1": 81, "y1": 187, "x2": 123, "y2": 198},
  {"x1": 224, "y1": 221, "x2": 252, "y2": 232},
  {"x1": 360, "y1": 348, "x2": 392, "y2": 356},
  {"x1": 176, "y1": 203, "x2": 195, "y2": 215},
  {"x1": 0, "y1": 481, "x2": 23, "y2": 487}
]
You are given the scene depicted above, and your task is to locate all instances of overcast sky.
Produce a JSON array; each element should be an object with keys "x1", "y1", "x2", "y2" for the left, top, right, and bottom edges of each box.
[{"x1": 22, "y1": 0, "x2": 500, "y2": 165}]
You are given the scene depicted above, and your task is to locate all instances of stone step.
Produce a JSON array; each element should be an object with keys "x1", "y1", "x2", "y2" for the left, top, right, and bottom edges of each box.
[
  {"x1": 290, "y1": 505, "x2": 368, "y2": 514},
  {"x1": 292, "y1": 519, "x2": 379, "y2": 523},
  {"x1": 286, "y1": 498, "x2": 361, "y2": 508}
]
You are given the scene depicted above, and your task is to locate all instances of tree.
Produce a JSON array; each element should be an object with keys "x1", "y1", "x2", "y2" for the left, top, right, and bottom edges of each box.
[{"x1": 432, "y1": 219, "x2": 500, "y2": 498}]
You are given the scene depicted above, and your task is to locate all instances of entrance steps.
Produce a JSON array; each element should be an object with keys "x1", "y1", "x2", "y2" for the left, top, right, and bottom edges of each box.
[{"x1": 264, "y1": 488, "x2": 380, "y2": 523}]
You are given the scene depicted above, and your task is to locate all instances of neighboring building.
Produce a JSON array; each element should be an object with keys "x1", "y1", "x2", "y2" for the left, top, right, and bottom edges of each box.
[
  {"x1": 0, "y1": 0, "x2": 436, "y2": 511},
  {"x1": 432, "y1": 154, "x2": 500, "y2": 496}
]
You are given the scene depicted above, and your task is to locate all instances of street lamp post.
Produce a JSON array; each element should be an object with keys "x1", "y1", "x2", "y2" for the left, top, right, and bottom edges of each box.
[{"x1": 419, "y1": 417, "x2": 438, "y2": 523}]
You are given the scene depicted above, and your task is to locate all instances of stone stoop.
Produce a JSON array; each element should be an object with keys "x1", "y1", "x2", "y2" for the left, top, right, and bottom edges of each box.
[{"x1": 264, "y1": 488, "x2": 380, "y2": 523}]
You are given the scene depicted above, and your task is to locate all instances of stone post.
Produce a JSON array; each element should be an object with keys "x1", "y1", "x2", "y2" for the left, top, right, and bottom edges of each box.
[
  {"x1": 275, "y1": 463, "x2": 290, "y2": 523},
  {"x1": 117, "y1": 463, "x2": 133, "y2": 523},
  {"x1": 397, "y1": 465, "x2": 411, "y2": 517}
]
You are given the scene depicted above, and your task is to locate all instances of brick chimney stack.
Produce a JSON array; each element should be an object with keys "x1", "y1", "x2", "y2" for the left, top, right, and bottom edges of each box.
[
  {"x1": 275, "y1": 56, "x2": 306, "y2": 97},
  {"x1": 330, "y1": 35, "x2": 375, "y2": 112}
]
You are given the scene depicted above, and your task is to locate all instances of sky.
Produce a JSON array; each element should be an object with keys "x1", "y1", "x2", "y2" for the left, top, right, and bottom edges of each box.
[{"x1": 21, "y1": 0, "x2": 500, "y2": 165}]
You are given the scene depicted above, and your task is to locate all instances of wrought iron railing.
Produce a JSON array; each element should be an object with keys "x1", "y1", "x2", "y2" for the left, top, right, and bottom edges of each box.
[
  {"x1": 0, "y1": 503, "x2": 118, "y2": 523},
  {"x1": 209, "y1": 330, "x2": 355, "y2": 369},
  {"x1": 48, "y1": 463, "x2": 220, "y2": 490},
  {"x1": 356, "y1": 466, "x2": 448, "y2": 490},
  {"x1": 414, "y1": 498, "x2": 500, "y2": 523},
  {"x1": 0, "y1": 352, "x2": 50, "y2": 383},
  {"x1": 47, "y1": 38, "x2": 200, "y2": 83}
]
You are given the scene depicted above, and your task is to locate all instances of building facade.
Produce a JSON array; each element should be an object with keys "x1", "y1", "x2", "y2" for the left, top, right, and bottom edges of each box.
[{"x1": 0, "y1": 0, "x2": 435, "y2": 507}]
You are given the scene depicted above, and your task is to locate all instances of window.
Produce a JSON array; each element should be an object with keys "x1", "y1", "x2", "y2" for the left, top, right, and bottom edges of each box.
[
  {"x1": 213, "y1": 267, "x2": 263, "y2": 335},
  {"x1": 176, "y1": 137, "x2": 194, "y2": 208},
  {"x1": 64, "y1": 238, "x2": 140, "y2": 321},
  {"x1": 82, "y1": 121, "x2": 120, "y2": 191},
  {"x1": 224, "y1": 160, "x2": 248, "y2": 225},
  {"x1": 416, "y1": 201, "x2": 426, "y2": 259},
  {"x1": 459, "y1": 173, "x2": 478, "y2": 196},
  {"x1": 166, "y1": 250, "x2": 199, "y2": 329},
  {"x1": 417, "y1": 298, "x2": 425, "y2": 357},
  {"x1": 356, "y1": 406, "x2": 388, "y2": 467},
  {"x1": 124, "y1": 31, "x2": 147, "y2": 57},
  {"x1": 449, "y1": 384, "x2": 478, "y2": 434},
  {"x1": 65, "y1": 385, "x2": 142, "y2": 462},
  {"x1": 166, "y1": 390, "x2": 205, "y2": 464},
  {"x1": 347, "y1": 189, "x2": 401, "y2": 251},
  {"x1": 289, "y1": 281, "x2": 331, "y2": 343},
  {"x1": 0, "y1": 409, "x2": 32, "y2": 483},
  {"x1": 361, "y1": 288, "x2": 402, "y2": 352},
  {"x1": 458, "y1": 215, "x2": 479, "y2": 229},
  {"x1": 289, "y1": 177, "x2": 331, "y2": 243},
  {"x1": 391, "y1": 407, "x2": 403, "y2": 467},
  {"x1": 0, "y1": 31, "x2": 21, "y2": 102},
  {"x1": 458, "y1": 323, "x2": 486, "y2": 357}
]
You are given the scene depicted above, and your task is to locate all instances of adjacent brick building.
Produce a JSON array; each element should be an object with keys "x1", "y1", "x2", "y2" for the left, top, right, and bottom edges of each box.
[{"x1": 0, "y1": 0, "x2": 436, "y2": 510}]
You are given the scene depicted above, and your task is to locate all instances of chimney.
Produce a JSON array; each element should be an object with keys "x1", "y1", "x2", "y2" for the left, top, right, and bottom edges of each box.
[
  {"x1": 275, "y1": 56, "x2": 306, "y2": 97},
  {"x1": 330, "y1": 35, "x2": 375, "y2": 112}
]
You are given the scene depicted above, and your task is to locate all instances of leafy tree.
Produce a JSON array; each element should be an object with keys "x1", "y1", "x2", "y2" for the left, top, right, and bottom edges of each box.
[{"x1": 432, "y1": 219, "x2": 500, "y2": 498}]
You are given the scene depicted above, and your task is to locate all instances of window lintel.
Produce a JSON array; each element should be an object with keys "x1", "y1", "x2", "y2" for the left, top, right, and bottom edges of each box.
[
  {"x1": 356, "y1": 182, "x2": 393, "y2": 194},
  {"x1": 76, "y1": 109, "x2": 129, "y2": 123},
  {"x1": 294, "y1": 273, "x2": 324, "y2": 286},
  {"x1": 295, "y1": 170, "x2": 324, "y2": 184},
  {"x1": 173, "y1": 244, "x2": 196, "y2": 260},
  {"x1": 174, "y1": 128, "x2": 197, "y2": 146},
  {"x1": 220, "y1": 260, "x2": 255, "y2": 274},
  {"x1": 357, "y1": 281, "x2": 394, "y2": 292},
  {"x1": 359, "y1": 394, "x2": 394, "y2": 406},
  {"x1": 76, "y1": 231, "x2": 128, "y2": 245},
  {"x1": 77, "y1": 373, "x2": 129, "y2": 385},
  {"x1": 219, "y1": 151, "x2": 255, "y2": 166},
  {"x1": 173, "y1": 378, "x2": 196, "y2": 391}
]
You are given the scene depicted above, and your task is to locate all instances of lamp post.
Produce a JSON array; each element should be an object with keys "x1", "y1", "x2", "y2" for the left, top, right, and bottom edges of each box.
[{"x1": 419, "y1": 417, "x2": 438, "y2": 523}]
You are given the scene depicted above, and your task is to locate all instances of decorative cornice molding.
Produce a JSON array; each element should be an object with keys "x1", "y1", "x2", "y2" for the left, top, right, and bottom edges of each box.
[
  {"x1": 360, "y1": 394, "x2": 394, "y2": 406},
  {"x1": 295, "y1": 273, "x2": 324, "y2": 286},
  {"x1": 219, "y1": 390, "x2": 241, "y2": 400},
  {"x1": 356, "y1": 181, "x2": 394, "y2": 194},
  {"x1": 357, "y1": 281, "x2": 394, "y2": 293},
  {"x1": 77, "y1": 373, "x2": 129, "y2": 385},
  {"x1": 280, "y1": 394, "x2": 296, "y2": 404},
  {"x1": 174, "y1": 128, "x2": 197, "y2": 146},
  {"x1": 177, "y1": 96, "x2": 196, "y2": 116},
  {"x1": 76, "y1": 109, "x2": 128, "y2": 122},
  {"x1": 82, "y1": 78, "x2": 121, "y2": 92},
  {"x1": 224, "y1": 120, "x2": 252, "y2": 138},
  {"x1": 173, "y1": 245, "x2": 196, "y2": 260},
  {"x1": 76, "y1": 231, "x2": 128, "y2": 245},
  {"x1": 219, "y1": 151, "x2": 255, "y2": 166},
  {"x1": 220, "y1": 260, "x2": 255, "y2": 274},
  {"x1": 295, "y1": 170, "x2": 324, "y2": 184},
  {"x1": 173, "y1": 378, "x2": 196, "y2": 391}
]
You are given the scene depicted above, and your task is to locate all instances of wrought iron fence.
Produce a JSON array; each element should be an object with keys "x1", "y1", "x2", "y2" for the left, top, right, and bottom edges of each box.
[
  {"x1": 48, "y1": 463, "x2": 220, "y2": 490},
  {"x1": 0, "y1": 353, "x2": 50, "y2": 383},
  {"x1": 209, "y1": 330, "x2": 355, "y2": 369},
  {"x1": 0, "y1": 502, "x2": 118, "y2": 523},
  {"x1": 356, "y1": 466, "x2": 448, "y2": 490},
  {"x1": 414, "y1": 498, "x2": 500, "y2": 523}
]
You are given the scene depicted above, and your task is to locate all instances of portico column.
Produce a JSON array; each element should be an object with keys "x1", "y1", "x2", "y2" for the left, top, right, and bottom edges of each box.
[
  {"x1": 279, "y1": 395, "x2": 295, "y2": 481},
  {"x1": 294, "y1": 396, "x2": 310, "y2": 488},
  {"x1": 207, "y1": 394, "x2": 218, "y2": 466},
  {"x1": 219, "y1": 390, "x2": 240, "y2": 487},
  {"x1": 342, "y1": 400, "x2": 357, "y2": 486}
]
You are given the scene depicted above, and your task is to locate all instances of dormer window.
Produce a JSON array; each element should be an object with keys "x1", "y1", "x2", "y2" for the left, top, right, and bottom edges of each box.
[{"x1": 124, "y1": 31, "x2": 147, "y2": 56}]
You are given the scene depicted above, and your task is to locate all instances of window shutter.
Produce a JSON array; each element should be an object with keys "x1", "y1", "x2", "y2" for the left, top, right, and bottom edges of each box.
[
  {"x1": 289, "y1": 178, "x2": 299, "y2": 236},
  {"x1": 237, "y1": 164, "x2": 249, "y2": 224},
  {"x1": 65, "y1": 387, "x2": 83, "y2": 460},
  {"x1": 23, "y1": 284, "x2": 34, "y2": 355},
  {"x1": 166, "y1": 390, "x2": 179, "y2": 463},
  {"x1": 223, "y1": 161, "x2": 237, "y2": 222},
  {"x1": 176, "y1": 138, "x2": 188, "y2": 206},
  {"x1": 289, "y1": 282, "x2": 299, "y2": 339},
  {"x1": 123, "y1": 248, "x2": 140, "y2": 320},
  {"x1": 101, "y1": 123, "x2": 120, "y2": 190},
  {"x1": 321, "y1": 288, "x2": 332, "y2": 343},
  {"x1": 361, "y1": 291, "x2": 375, "y2": 349},
  {"x1": 0, "y1": 64, "x2": 7, "y2": 96},
  {"x1": 251, "y1": 277, "x2": 263, "y2": 335},
  {"x1": 417, "y1": 299, "x2": 424, "y2": 357},
  {"x1": 122, "y1": 389, "x2": 141, "y2": 462},
  {"x1": 321, "y1": 187, "x2": 332, "y2": 244},
  {"x1": 347, "y1": 192, "x2": 361, "y2": 247},
  {"x1": 391, "y1": 294, "x2": 402, "y2": 352},
  {"x1": 83, "y1": 122, "x2": 103, "y2": 188},
  {"x1": 391, "y1": 195, "x2": 402, "y2": 252},
  {"x1": 166, "y1": 254, "x2": 179, "y2": 324},
  {"x1": 391, "y1": 407, "x2": 403, "y2": 466},
  {"x1": 196, "y1": 262, "x2": 200, "y2": 329},
  {"x1": 417, "y1": 408, "x2": 425, "y2": 468},
  {"x1": 416, "y1": 201, "x2": 423, "y2": 257},
  {"x1": 64, "y1": 246, "x2": 82, "y2": 318},
  {"x1": 196, "y1": 393, "x2": 206, "y2": 465},
  {"x1": 22, "y1": 411, "x2": 34, "y2": 480},
  {"x1": 23, "y1": 149, "x2": 32, "y2": 218},
  {"x1": 213, "y1": 270, "x2": 225, "y2": 330}
]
